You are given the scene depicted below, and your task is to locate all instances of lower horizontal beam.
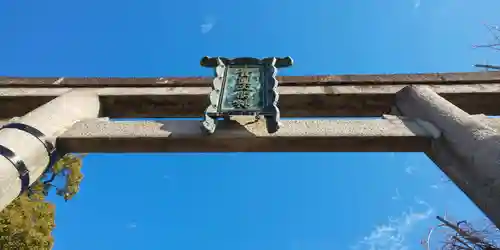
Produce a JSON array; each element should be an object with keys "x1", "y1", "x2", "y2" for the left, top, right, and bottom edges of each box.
[
  {"x1": 2, "y1": 116, "x2": 498, "y2": 153},
  {"x1": 1, "y1": 84, "x2": 500, "y2": 118},
  {"x1": 48, "y1": 118, "x2": 435, "y2": 153}
]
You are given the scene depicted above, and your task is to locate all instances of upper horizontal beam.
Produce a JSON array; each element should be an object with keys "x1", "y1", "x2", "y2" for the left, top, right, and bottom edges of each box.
[
  {"x1": 1, "y1": 71, "x2": 500, "y2": 87},
  {"x1": 1, "y1": 83, "x2": 500, "y2": 119}
]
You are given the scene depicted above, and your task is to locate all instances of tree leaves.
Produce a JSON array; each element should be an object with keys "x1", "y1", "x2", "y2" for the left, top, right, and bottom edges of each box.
[{"x1": 0, "y1": 154, "x2": 84, "y2": 250}]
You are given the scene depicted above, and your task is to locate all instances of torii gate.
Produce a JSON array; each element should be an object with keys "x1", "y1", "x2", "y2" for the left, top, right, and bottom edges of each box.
[{"x1": 1, "y1": 66, "x2": 500, "y2": 228}]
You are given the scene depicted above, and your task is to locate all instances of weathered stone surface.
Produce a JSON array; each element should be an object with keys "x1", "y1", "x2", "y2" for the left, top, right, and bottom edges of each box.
[
  {"x1": 0, "y1": 118, "x2": 435, "y2": 153},
  {"x1": 1, "y1": 83, "x2": 500, "y2": 118},
  {"x1": 1, "y1": 71, "x2": 499, "y2": 87},
  {"x1": 396, "y1": 85, "x2": 500, "y2": 228}
]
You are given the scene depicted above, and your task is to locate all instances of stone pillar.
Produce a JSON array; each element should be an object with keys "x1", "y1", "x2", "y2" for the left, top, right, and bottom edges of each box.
[
  {"x1": 0, "y1": 90, "x2": 100, "y2": 211},
  {"x1": 396, "y1": 85, "x2": 500, "y2": 227}
]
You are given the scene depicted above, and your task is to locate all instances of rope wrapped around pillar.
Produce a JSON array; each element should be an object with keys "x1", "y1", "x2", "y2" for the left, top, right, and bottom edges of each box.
[{"x1": 0, "y1": 90, "x2": 100, "y2": 211}]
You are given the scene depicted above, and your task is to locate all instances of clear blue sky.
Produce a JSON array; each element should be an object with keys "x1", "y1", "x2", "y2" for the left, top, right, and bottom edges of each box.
[{"x1": 0, "y1": 0, "x2": 499, "y2": 249}]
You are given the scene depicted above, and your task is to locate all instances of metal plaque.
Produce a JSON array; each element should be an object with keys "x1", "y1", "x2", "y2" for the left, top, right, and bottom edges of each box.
[
  {"x1": 220, "y1": 66, "x2": 264, "y2": 114},
  {"x1": 200, "y1": 56, "x2": 293, "y2": 134}
]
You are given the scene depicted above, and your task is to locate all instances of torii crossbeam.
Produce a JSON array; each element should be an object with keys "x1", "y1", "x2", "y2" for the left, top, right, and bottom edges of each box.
[{"x1": 0, "y1": 70, "x2": 500, "y2": 229}]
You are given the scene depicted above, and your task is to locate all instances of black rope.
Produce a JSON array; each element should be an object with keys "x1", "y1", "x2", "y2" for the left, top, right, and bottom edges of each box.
[
  {"x1": 1, "y1": 123, "x2": 56, "y2": 159},
  {"x1": 0, "y1": 123, "x2": 58, "y2": 195},
  {"x1": 0, "y1": 145, "x2": 30, "y2": 194}
]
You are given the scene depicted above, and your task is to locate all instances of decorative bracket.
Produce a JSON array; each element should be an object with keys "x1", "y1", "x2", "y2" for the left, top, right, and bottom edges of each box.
[{"x1": 200, "y1": 56, "x2": 293, "y2": 134}]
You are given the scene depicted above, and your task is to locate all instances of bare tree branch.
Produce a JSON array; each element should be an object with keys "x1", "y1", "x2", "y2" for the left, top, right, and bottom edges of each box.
[
  {"x1": 424, "y1": 216, "x2": 500, "y2": 250},
  {"x1": 473, "y1": 23, "x2": 500, "y2": 71}
]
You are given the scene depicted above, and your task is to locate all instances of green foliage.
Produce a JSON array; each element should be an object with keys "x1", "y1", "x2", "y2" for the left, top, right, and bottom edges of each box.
[{"x1": 0, "y1": 154, "x2": 84, "y2": 250}]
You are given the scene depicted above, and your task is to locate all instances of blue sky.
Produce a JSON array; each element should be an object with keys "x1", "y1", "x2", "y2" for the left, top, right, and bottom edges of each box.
[{"x1": 1, "y1": 0, "x2": 499, "y2": 249}]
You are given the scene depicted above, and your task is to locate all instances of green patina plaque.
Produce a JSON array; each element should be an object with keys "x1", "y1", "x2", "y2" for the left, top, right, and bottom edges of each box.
[
  {"x1": 219, "y1": 66, "x2": 265, "y2": 113},
  {"x1": 200, "y1": 56, "x2": 293, "y2": 134}
]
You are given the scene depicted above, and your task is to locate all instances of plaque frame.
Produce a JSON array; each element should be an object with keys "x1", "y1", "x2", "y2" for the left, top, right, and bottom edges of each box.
[{"x1": 200, "y1": 56, "x2": 293, "y2": 134}]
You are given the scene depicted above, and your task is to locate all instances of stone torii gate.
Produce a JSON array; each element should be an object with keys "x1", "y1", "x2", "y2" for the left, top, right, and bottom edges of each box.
[{"x1": 1, "y1": 70, "x2": 500, "y2": 228}]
